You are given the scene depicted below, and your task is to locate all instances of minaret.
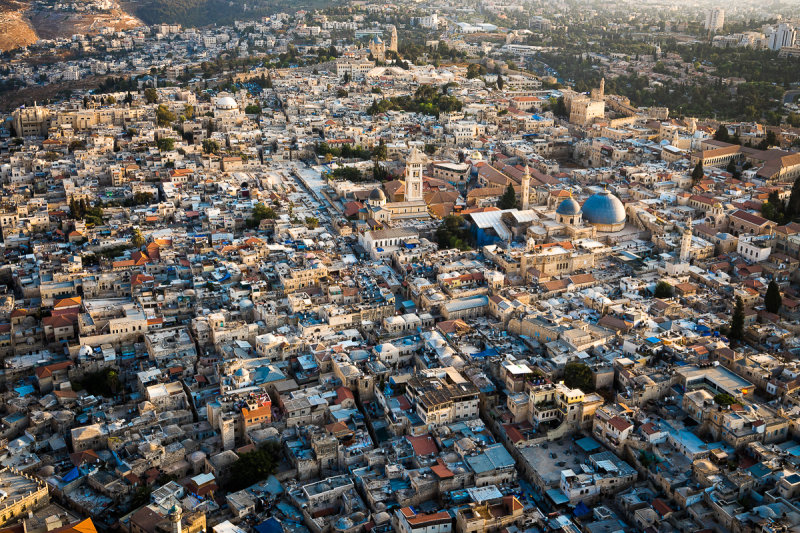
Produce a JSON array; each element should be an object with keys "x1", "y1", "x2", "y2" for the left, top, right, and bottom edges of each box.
[
  {"x1": 389, "y1": 26, "x2": 398, "y2": 53},
  {"x1": 680, "y1": 219, "x2": 692, "y2": 263},
  {"x1": 521, "y1": 164, "x2": 531, "y2": 210},
  {"x1": 168, "y1": 506, "x2": 182, "y2": 533},
  {"x1": 405, "y1": 148, "x2": 425, "y2": 202},
  {"x1": 599, "y1": 77, "x2": 605, "y2": 99}
]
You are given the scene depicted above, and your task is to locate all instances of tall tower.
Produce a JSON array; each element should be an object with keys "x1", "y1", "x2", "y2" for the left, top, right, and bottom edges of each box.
[
  {"x1": 389, "y1": 26, "x2": 398, "y2": 53},
  {"x1": 405, "y1": 148, "x2": 425, "y2": 202},
  {"x1": 599, "y1": 77, "x2": 604, "y2": 99},
  {"x1": 705, "y1": 8, "x2": 724, "y2": 33},
  {"x1": 521, "y1": 164, "x2": 531, "y2": 210},
  {"x1": 680, "y1": 220, "x2": 692, "y2": 263},
  {"x1": 168, "y1": 506, "x2": 182, "y2": 533}
]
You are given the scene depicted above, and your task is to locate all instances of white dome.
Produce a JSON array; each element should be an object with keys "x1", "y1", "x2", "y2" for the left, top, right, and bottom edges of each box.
[{"x1": 216, "y1": 97, "x2": 238, "y2": 110}]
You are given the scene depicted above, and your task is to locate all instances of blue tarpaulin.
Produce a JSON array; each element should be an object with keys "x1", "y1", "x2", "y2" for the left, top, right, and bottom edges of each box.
[
  {"x1": 574, "y1": 501, "x2": 591, "y2": 517},
  {"x1": 62, "y1": 467, "x2": 81, "y2": 482},
  {"x1": 14, "y1": 384, "x2": 35, "y2": 397},
  {"x1": 254, "y1": 518, "x2": 282, "y2": 533}
]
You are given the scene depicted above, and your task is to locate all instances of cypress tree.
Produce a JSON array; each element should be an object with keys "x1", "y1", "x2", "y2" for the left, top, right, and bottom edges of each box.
[
  {"x1": 729, "y1": 296, "x2": 745, "y2": 342},
  {"x1": 498, "y1": 183, "x2": 517, "y2": 209},
  {"x1": 764, "y1": 280, "x2": 782, "y2": 314},
  {"x1": 692, "y1": 160, "x2": 704, "y2": 183}
]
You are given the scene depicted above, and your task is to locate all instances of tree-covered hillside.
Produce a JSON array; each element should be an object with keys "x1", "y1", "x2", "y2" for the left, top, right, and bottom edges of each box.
[{"x1": 129, "y1": 0, "x2": 335, "y2": 27}]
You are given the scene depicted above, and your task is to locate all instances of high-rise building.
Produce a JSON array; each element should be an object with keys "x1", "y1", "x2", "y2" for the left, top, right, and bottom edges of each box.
[
  {"x1": 768, "y1": 24, "x2": 797, "y2": 51},
  {"x1": 705, "y1": 8, "x2": 725, "y2": 33}
]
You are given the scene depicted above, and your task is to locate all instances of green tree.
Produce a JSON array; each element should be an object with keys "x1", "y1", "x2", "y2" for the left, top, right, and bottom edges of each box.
[
  {"x1": 564, "y1": 362, "x2": 594, "y2": 391},
  {"x1": 330, "y1": 167, "x2": 362, "y2": 181},
  {"x1": 184, "y1": 104, "x2": 194, "y2": 120},
  {"x1": 305, "y1": 216, "x2": 319, "y2": 229},
  {"x1": 654, "y1": 281, "x2": 674, "y2": 298},
  {"x1": 786, "y1": 176, "x2": 800, "y2": 220},
  {"x1": 729, "y1": 296, "x2": 745, "y2": 342},
  {"x1": 131, "y1": 485, "x2": 152, "y2": 509},
  {"x1": 435, "y1": 215, "x2": 471, "y2": 250},
  {"x1": 202, "y1": 139, "x2": 220, "y2": 154},
  {"x1": 761, "y1": 190, "x2": 786, "y2": 224},
  {"x1": 372, "y1": 161, "x2": 388, "y2": 181},
  {"x1": 466, "y1": 63, "x2": 486, "y2": 79},
  {"x1": 496, "y1": 73, "x2": 504, "y2": 90},
  {"x1": 247, "y1": 202, "x2": 277, "y2": 229},
  {"x1": 372, "y1": 142, "x2": 388, "y2": 162},
  {"x1": 714, "y1": 124, "x2": 730, "y2": 142},
  {"x1": 764, "y1": 280, "x2": 782, "y2": 314},
  {"x1": 714, "y1": 393, "x2": 736, "y2": 406},
  {"x1": 244, "y1": 104, "x2": 261, "y2": 115},
  {"x1": 156, "y1": 104, "x2": 176, "y2": 126},
  {"x1": 156, "y1": 137, "x2": 175, "y2": 152},
  {"x1": 498, "y1": 183, "x2": 517, "y2": 209},
  {"x1": 227, "y1": 443, "x2": 283, "y2": 491},
  {"x1": 144, "y1": 87, "x2": 158, "y2": 104},
  {"x1": 131, "y1": 228, "x2": 145, "y2": 249},
  {"x1": 692, "y1": 160, "x2": 704, "y2": 183}
]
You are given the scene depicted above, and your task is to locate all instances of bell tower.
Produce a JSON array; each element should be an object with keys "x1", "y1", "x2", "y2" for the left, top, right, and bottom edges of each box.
[{"x1": 405, "y1": 148, "x2": 425, "y2": 202}]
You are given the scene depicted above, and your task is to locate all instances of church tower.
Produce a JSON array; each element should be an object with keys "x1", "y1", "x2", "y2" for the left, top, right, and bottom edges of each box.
[
  {"x1": 521, "y1": 164, "x2": 531, "y2": 210},
  {"x1": 369, "y1": 35, "x2": 386, "y2": 62},
  {"x1": 405, "y1": 148, "x2": 425, "y2": 202},
  {"x1": 680, "y1": 220, "x2": 692, "y2": 263},
  {"x1": 389, "y1": 26, "x2": 398, "y2": 53}
]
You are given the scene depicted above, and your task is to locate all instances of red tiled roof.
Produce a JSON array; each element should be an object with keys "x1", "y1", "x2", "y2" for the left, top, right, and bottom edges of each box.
[
  {"x1": 608, "y1": 416, "x2": 632, "y2": 432},
  {"x1": 406, "y1": 434, "x2": 437, "y2": 456}
]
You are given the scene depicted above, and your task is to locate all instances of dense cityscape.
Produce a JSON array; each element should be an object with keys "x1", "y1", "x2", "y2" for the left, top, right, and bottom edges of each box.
[{"x1": 2, "y1": 1, "x2": 800, "y2": 533}]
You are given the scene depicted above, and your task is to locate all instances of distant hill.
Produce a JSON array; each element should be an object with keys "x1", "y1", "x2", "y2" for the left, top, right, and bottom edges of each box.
[
  {"x1": 0, "y1": 0, "x2": 141, "y2": 52},
  {"x1": 0, "y1": 0, "x2": 37, "y2": 51},
  {"x1": 126, "y1": 0, "x2": 334, "y2": 27}
]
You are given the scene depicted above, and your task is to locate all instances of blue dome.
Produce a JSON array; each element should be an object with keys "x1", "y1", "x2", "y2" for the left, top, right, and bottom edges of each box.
[
  {"x1": 582, "y1": 190, "x2": 626, "y2": 226},
  {"x1": 556, "y1": 197, "x2": 581, "y2": 216}
]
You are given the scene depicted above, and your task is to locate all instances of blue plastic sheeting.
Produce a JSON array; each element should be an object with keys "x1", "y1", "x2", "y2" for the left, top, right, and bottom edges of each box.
[
  {"x1": 15, "y1": 384, "x2": 35, "y2": 397},
  {"x1": 574, "y1": 501, "x2": 591, "y2": 516},
  {"x1": 254, "y1": 518, "x2": 282, "y2": 533},
  {"x1": 63, "y1": 467, "x2": 81, "y2": 482}
]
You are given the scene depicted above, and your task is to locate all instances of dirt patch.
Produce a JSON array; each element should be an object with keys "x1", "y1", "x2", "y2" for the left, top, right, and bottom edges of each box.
[
  {"x1": 0, "y1": 0, "x2": 142, "y2": 51},
  {"x1": 0, "y1": 1, "x2": 38, "y2": 51},
  {"x1": 29, "y1": 7, "x2": 142, "y2": 40}
]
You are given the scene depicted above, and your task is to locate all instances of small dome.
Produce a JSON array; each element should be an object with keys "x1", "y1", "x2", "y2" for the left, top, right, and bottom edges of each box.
[
  {"x1": 372, "y1": 35, "x2": 383, "y2": 44},
  {"x1": 556, "y1": 197, "x2": 581, "y2": 216},
  {"x1": 582, "y1": 190, "x2": 626, "y2": 226},
  {"x1": 216, "y1": 96, "x2": 238, "y2": 110},
  {"x1": 369, "y1": 188, "x2": 386, "y2": 202}
]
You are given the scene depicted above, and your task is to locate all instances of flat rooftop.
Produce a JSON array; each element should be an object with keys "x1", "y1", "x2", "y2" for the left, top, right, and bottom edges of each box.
[{"x1": 519, "y1": 439, "x2": 592, "y2": 489}]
